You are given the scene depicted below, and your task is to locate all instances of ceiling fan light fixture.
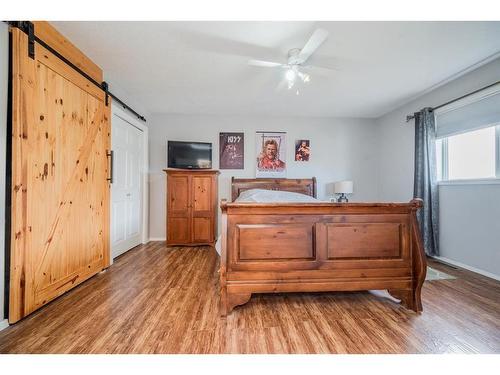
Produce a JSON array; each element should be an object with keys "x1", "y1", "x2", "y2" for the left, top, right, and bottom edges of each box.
[
  {"x1": 297, "y1": 71, "x2": 310, "y2": 83},
  {"x1": 285, "y1": 68, "x2": 296, "y2": 82}
]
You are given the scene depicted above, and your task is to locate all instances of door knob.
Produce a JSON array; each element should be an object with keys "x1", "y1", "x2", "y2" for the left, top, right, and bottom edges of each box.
[{"x1": 126, "y1": 193, "x2": 131, "y2": 197}]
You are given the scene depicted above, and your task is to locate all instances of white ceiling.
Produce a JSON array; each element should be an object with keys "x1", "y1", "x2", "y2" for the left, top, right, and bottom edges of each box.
[{"x1": 52, "y1": 21, "x2": 500, "y2": 118}]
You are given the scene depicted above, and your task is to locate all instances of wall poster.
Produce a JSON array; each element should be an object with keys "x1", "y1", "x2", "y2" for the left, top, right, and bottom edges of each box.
[
  {"x1": 294, "y1": 139, "x2": 310, "y2": 161},
  {"x1": 255, "y1": 131, "x2": 286, "y2": 178},
  {"x1": 219, "y1": 132, "x2": 244, "y2": 169}
]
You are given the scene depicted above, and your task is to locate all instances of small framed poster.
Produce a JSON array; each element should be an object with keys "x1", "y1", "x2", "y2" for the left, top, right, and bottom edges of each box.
[
  {"x1": 219, "y1": 132, "x2": 244, "y2": 169},
  {"x1": 255, "y1": 131, "x2": 286, "y2": 178},
  {"x1": 295, "y1": 139, "x2": 310, "y2": 161}
]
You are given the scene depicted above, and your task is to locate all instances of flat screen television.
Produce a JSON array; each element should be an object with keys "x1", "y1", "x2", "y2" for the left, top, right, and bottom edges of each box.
[{"x1": 167, "y1": 141, "x2": 212, "y2": 169}]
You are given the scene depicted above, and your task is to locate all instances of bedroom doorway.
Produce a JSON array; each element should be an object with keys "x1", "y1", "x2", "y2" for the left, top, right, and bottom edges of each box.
[{"x1": 110, "y1": 105, "x2": 149, "y2": 259}]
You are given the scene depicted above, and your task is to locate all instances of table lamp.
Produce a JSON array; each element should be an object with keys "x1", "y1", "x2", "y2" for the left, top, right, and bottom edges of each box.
[{"x1": 334, "y1": 180, "x2": 353, "y2": 202}]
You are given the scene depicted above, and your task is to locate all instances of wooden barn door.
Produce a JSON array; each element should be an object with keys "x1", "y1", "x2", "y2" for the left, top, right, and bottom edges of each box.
[{"x1": 9, "y1": 27, "x2": 111, "y2": 323}]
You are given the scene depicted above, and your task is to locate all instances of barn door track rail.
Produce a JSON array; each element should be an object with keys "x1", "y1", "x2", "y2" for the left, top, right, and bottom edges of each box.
[{"x1": 5, "y1": 21, "x2": 147, "y2": 122}]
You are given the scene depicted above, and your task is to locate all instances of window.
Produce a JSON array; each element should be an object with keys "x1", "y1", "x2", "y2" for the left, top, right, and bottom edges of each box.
[
  {"x1": 435, "y1": 86, "x2": 500, "y2": 182},
  {"x1": 436, "y1": 125, "x2": 500, "y2": 181}
]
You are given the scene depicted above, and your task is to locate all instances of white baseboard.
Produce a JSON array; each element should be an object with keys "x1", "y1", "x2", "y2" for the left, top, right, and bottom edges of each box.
[
  {"x1": 431, "y1": 256, "x2": 500, "y2": 281},
  {"x1": 0, "y1": 319, "x2": 9, "y2": 332},
  {"x1": 148, "y1": 237, "x2": 166, "y2": 242}
]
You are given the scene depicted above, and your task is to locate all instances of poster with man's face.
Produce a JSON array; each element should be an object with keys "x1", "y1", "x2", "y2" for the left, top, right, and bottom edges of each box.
[
  {"x1": 295, "y1": 139, "x2": 310, "y2": 161},
  {"x1": 255, "y1": 131, "x2": 286, "y2": 178},
  {"x1": 219, "y1": 132, "x2": 244, "y2": 169}
]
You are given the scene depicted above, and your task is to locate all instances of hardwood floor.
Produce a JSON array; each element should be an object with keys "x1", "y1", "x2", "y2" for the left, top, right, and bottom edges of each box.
[{"x1": 0, "y1": 241, "x2": 499, "y2": 353}]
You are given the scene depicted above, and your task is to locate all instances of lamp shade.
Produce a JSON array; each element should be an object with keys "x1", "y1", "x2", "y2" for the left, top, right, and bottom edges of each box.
[{"x1": 334, "y1": 180, "x2": 353, "y2": 194}]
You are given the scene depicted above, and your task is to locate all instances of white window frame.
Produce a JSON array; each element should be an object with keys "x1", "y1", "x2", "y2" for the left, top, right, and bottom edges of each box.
[{"x1": 437, "y1": 123, "x2": 500, "y2": 185}]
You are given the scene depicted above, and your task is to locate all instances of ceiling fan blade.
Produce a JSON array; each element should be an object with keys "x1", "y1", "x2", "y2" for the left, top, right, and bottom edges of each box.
[
  {"x1": 248, "y1": 59, "x2": 282, "y2": 68},
  {"x1": 297, "y1": 28, "x2": 328, "y2": 64}
]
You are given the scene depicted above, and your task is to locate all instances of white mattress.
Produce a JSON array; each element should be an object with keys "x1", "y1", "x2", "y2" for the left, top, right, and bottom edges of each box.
[{"x1": 235, "y1": 188, "x2": 320, "y2": 203}]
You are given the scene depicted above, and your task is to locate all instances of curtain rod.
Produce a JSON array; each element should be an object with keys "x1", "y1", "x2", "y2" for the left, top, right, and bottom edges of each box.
[
  {"x1": 5, "y1": 21, "x2": 147, "y2": 122},
  {"x1": 406, "y1": 80, "x2": 500, "y2": 122}
]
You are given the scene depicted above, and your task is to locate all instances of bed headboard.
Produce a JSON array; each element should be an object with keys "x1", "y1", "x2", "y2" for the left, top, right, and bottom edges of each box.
[{"x1": 231, "y1": 177, "x2": 317, "y2": 201}]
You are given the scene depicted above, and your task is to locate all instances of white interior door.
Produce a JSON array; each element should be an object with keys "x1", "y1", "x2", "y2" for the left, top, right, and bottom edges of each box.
[{"x1": 111, "y1": 114, "x2": 144, "y2": 259}]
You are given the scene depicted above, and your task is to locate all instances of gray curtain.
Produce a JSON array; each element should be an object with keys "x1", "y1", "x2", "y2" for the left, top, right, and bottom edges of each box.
[{"x1": 413, "y1": 108, "x2": 439, "y2": 256}]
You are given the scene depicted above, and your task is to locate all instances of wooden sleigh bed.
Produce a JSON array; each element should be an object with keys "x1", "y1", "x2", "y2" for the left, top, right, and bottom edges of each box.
[{"x1": 219, "y1": 177, "x2": 427, "y2": 316}]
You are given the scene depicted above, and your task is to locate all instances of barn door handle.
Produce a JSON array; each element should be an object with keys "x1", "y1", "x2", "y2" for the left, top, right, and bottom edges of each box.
[{"x1": 106, "y1": 150, "x2": 114, "y2": 183}]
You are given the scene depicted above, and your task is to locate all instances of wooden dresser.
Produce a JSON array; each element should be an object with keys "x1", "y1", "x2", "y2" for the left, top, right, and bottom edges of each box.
[{"x1": 164, "y1": 169, "x2": 220, "y2": 246}]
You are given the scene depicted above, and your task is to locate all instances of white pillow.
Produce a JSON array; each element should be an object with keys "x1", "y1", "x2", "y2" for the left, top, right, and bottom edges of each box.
[{"x1": 235, "y1": 188, "x2": 319, "y2": 203}]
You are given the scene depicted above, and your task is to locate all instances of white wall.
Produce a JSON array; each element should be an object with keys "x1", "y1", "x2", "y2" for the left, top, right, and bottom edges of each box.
[
  {"x1": 1, "y1": 23, "x2": 9, "y2": 326},
  {"x1": 376, "y1": 57, "x2": 500, "y2": 279},
  {"x1": 439, "y1": 183, "x2": 500, "y2": 279},
  {"x1": 148, "y1": 114, "x2": 379, "y2": 239}
]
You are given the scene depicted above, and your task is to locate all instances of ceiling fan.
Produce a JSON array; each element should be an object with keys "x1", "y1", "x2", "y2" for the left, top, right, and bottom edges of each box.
[{"x1": 248, "y1": 28, "x2": 332, "y2": 94}]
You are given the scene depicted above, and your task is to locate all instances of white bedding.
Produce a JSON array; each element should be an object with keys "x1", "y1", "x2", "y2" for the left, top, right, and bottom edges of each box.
[{"x1": 235, "y1": 188, "x2": 320, "y2": 203}]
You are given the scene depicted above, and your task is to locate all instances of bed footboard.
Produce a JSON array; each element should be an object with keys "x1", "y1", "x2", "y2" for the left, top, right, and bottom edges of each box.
[{"x1": 219, "y1": 199, "x2": 426, "y2": 316}]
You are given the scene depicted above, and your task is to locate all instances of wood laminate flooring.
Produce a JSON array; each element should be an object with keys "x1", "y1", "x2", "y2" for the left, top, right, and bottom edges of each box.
[{"x1": 0, "y1": 242, "x2": 499, "y2": 353}]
